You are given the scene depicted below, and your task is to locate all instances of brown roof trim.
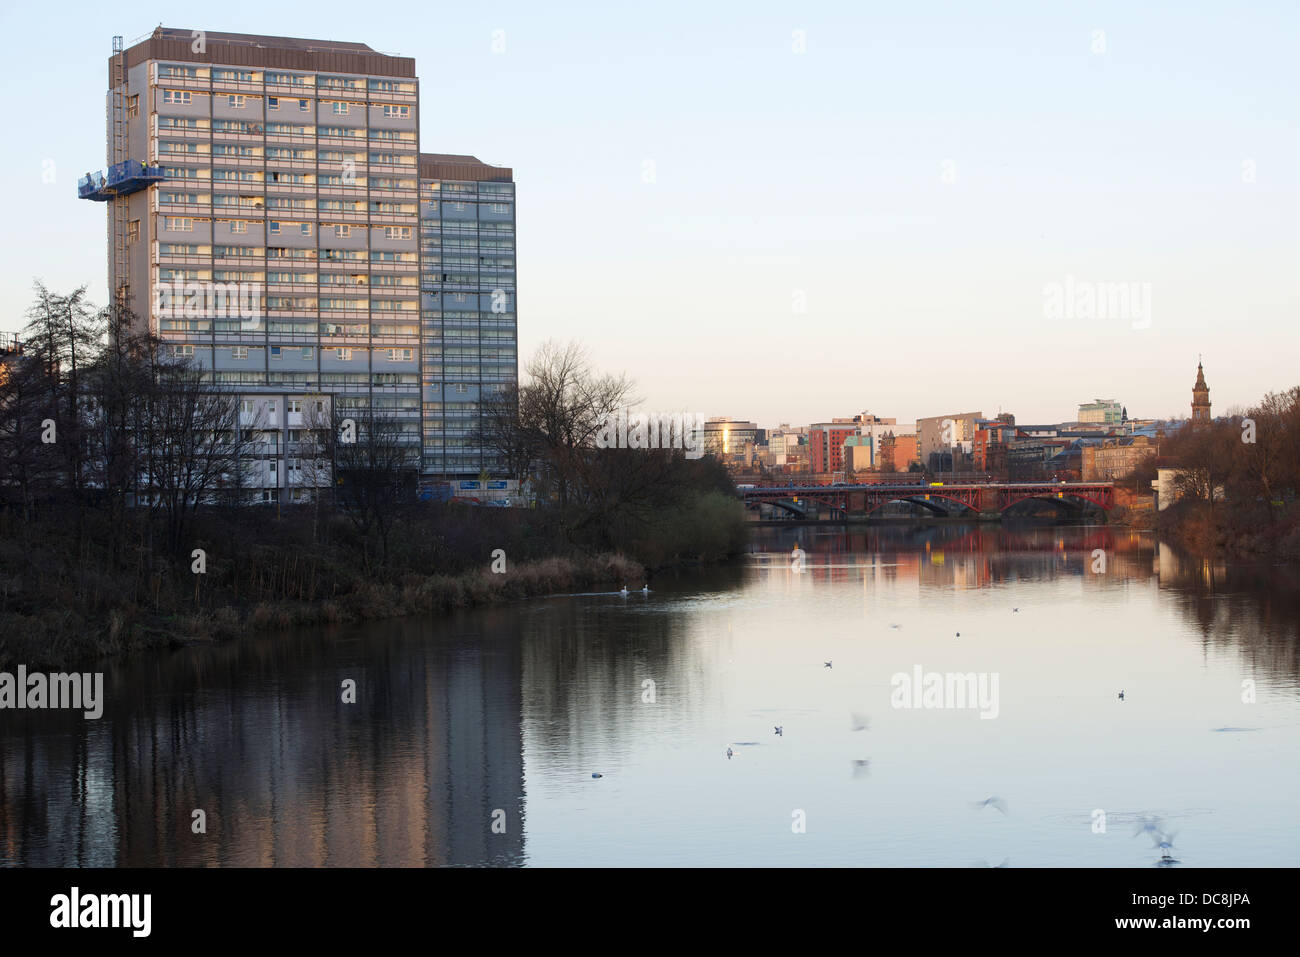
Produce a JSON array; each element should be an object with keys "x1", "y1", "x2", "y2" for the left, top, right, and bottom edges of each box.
[
  {"x1": 118, "y1": 27, "x2": 415, "y2": 80},
  {"x1": 419, "y1": 153, "x2": 513, "y2": 183}
]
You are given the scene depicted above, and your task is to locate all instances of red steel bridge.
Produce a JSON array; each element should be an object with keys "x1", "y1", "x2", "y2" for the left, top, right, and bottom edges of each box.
[{"x1": 739, "y1": 482, "x2": 1115, "y2": 518}]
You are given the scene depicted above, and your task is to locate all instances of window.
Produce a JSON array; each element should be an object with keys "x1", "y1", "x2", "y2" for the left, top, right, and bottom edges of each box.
[
  {"x1": 228, "y1": 95, "x2": 246, "y2": 108},
  {"x1": 301, "y1": 348, "x2": 313, "y2": 359},
  {"x1": 162, "y1": 90, "x2": 192, "y2": 105},
  {"x1": 267, "y1": 401, "x2": 276, "y2": 414},
  {"x1": 164, "y1": 217, "x2": 193, "y2": 231},
  {"x1": 232, "y1": 346, "x2": 249, "y2": 359},
  {"x1": 267, "y1": 97, "x2": 279, "y2": 110},
  {"x1": 382, "y1": 105, "x2": 410, "y2": 119},
  {"x1": 384, "y1": 226, "x2": 412, "y2": 240},
  {"x1": 455, "y1": 384, "x2": 468, "y2": 394},
  {"x1": 387, "y1": 348, "x2": 413, "y2": 361},
  {"x1": 127, "y1": 220, "x2": 140, "y2": 243},
  {"x1": 230, "y1": 221, "x2": 248, "y2": 234},
  {"x1": 299, "y1": 99, "x2": 310, "y2": 112},
  {"x1": 269, "y1": 222, "x2": 281, "y2": 235},
  {"x1": 300, "y1": 223, "x2": 312, "y2": 236},
  {"x1": 173, "y1": 344, "x2": 194, "y2": 357},
  {"x1": 271, "y1": 347, "x2": 282, "y2": 359},
  {"x1": 334, "y1": 225, "x2": 351, "y2": 238},
  {"x1": 127, "y1": 94, "x2": 139, "y2": 117},
  {"x1": 331, "y1": 101, "x2": 349, "y2": 115},
  {"x1": 336, "y1": 348, "x2": 353, "y2": 360},
  {"x1": 288, "y1": 400, "x2": 302, "y2": 414}
]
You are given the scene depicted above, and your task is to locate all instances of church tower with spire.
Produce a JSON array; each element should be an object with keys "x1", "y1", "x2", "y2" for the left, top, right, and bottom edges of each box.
[{"x1": 1191, "y1": 359, "x2": 1211, "y2": 424}]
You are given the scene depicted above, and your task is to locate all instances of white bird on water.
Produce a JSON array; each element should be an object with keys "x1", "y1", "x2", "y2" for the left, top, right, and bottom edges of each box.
[
  {"x1": 619, "y1": 585, "x2": 629, "y2": 597},
  {"x1": 641, "y1": 584, "x2": 650, "y2": 594}
]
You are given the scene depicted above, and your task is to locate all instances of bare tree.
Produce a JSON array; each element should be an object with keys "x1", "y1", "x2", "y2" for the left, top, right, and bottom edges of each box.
[
  {"x1": 517, "y1": 340, "x2": 634, "y2": 507},
  {"x1": 133, "y1": 339, "x2": 254, "y2": 554},
  {"x1": 326, "y1": 404, "x2": 419, "y2": 567},
  {"x1": 477, "y1": 382, "x2": 542, "y2": 486}
]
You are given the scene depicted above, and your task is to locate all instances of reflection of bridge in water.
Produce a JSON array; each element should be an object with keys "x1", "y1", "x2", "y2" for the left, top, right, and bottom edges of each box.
[{"x1": 740, "y1": 482, "x2": 1115, "y2": 520}]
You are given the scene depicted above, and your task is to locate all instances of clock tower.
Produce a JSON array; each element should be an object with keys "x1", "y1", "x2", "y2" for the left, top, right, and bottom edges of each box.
[{"x1": 1191, "y1": 360, "x2": 1211, "y2": 425}]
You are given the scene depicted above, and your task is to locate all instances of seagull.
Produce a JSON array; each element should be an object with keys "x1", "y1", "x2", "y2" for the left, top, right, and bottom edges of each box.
[
  {"x1": 774, "y1": 726, "x2": 783, "y2": 736},
  {"x1": 824, "y1": 660, "x2": 833, "y2": 669},
  {"x1": 619, "y1": 585, "x2": 628, "y2": 597},
  {"x1": 971, "y1": 796, "x2": 1009, "y2": 815},
  {"x1": 1013, "y1": 608, "x2": 1019, "y2": 613},
  {"x1": 851, "y1": 759, "x2": 870, "y2": 777},
  {"x1": 591, "y1": 773, "x2": 603, "y2": 778},
  {"x1": 889, "y1": 623, "x2": 902, "y2": 629},
  {"x1": 726, "y1": 747, "x2": 733, "y2": 759},
  {"x1": 1118, "y1": 690, "x2": 1125, "y2": 700},
  {"x1": 956, "y1": 632, "x2": 961, "y2": 637},
  {"x1": 973, "y1": 858, "x2": 1011, "y2": 868}
]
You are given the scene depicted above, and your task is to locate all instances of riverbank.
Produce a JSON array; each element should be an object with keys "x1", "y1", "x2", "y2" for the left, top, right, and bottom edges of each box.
[
  {"x1": 1154, "y1": 499, "x2": 1300, "y2": 561},
  {"x1": 0, "y1": 491, "x2": 748, "y2": 669}
]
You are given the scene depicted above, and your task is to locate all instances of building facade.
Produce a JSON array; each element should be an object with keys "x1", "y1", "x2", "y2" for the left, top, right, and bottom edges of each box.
[
  {"x1": 1078, "y1": 399, "x2": 1122, "y2": 425},
  {"x1": 84, "y1": 28, "x2": 514, "y2": 499},
  {"x1": 418, "y1": 154, "x2": 516, "y2": 479},
  {"x1": 808, "y1": 419, "x2": 859, "y2": 473},
  {"x1": 1081, "y1": 435, "x2": 1158, "y2": 482}
]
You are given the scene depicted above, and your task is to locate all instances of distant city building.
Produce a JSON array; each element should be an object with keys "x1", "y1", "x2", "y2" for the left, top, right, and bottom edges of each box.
[
  {"x1": 973, "y1": 420, "x2": 1016, "y2": 474},
  {"x1": 917, "y1": 411, "x2": 982, "y2": 471},
  {"x1": 1081, "y1": 435, "x2": 1158, "y2": 482},
  {"x1": 878, "y1": 432, "x2": 920, "y2": 471},
  {"x1": 852, "y1": 412, "x2": 916, "y2": 470},
  {"x1": 1191, "y1": 361, "x2": 1211, "y2": 424},
  {"x1": 1078, "y1": 399, "x2": 1123, "y2": 425},
  {"x1": 704, "y1": 417, "x2": 764, "y2": 463},
  {"x1": 808, "y1": 418, "x2": 859, "y2": 473},
  {"x1": 843, "y1": 434, "x2": 874, "y2": 473}
]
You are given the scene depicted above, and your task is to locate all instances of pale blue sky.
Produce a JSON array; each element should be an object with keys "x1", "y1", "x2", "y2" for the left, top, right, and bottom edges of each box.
[{"x1": 2, "y1": 0, "x2": 1296, "y2": 425}]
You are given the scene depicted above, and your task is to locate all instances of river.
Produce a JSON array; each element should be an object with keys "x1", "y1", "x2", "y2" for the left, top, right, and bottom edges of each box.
[{"x1": 2, "y1": 523, "x2": 1297, "y2": 867}]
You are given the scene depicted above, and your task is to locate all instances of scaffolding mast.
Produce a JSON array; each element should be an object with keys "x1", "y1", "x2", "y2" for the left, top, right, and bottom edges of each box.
[{"x1": 109, "y1": 35, "x2": 129, "y2": 311}]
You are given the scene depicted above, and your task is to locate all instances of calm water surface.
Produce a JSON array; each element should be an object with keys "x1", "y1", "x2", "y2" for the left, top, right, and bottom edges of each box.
[{"x1": 3, "y1": 524, "x2": 1298, "y2": 867}]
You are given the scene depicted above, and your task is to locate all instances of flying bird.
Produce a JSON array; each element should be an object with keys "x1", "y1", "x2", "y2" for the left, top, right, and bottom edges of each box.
[
  {"x1": 824, "y1": 660, "x2": 833, "y2": 669},
  {"x1": 774, "y1": 726, "x2": 783, "y2": 736},
  {"x1": 1118, "y1": 690, "x2": 1125, "y2": 700},
  {"x1": 971, "y1": 796, "x2": 1009, "y2": 815}
]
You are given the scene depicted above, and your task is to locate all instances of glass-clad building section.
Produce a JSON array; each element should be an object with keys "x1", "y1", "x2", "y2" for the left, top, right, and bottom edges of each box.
[{"x1": 418, "y1": 154, "x2": 517, "y2": 480}]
